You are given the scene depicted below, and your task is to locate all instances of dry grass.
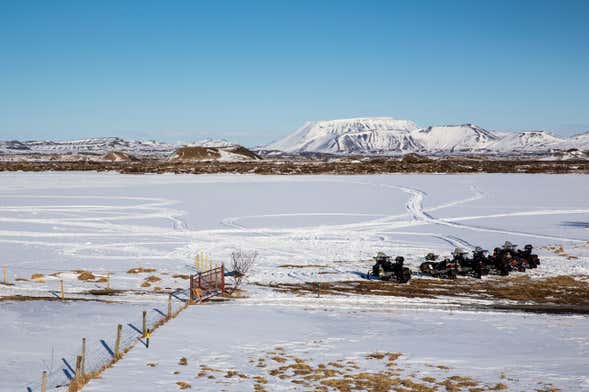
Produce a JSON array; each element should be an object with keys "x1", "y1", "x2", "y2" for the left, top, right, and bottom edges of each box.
[
  {"x1": 260, "y1": 275, "x2": 589, "y2": 307},
  {"x1": 30, "y1": 273, "x2": 45, "y2": 282},
  {"x1": 192, "y1": 348, "x2": 520, "y2": 392},
  {"x1": 76, "y1": 270, "x2": 96, "y2": 281},
  {"x1": 86, "y1": 288, "x2": 123, "y2": 296},
  {"x1": 172, "y1": 274, "x2": 190, "y2": 280},
  {"x1": 175, "y1": 381, "x2": 191, "y2": 389},
  {"x1": 127, "y1": 267, "x2": 156, "y2": 274},
  {"x1": 179, "y1": 357, "x2": 188, "y2": 366},
  {"x1": 144, "y1": 275, "x2": 161, "y2": 283}
]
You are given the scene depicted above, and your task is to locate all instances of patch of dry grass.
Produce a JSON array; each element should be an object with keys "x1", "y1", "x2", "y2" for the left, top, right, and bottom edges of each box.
[
  {"x1": 175, "y1": 381, "x2": 191, "y2": 389},
  {"x1": 127, "y1": 267, "x2": 156, "y2": 274},
  {"x1": 260, "y1": 275, "x2": 589, "y2": 307},
  {"x1": 30, "y1": 273, "x2": 45, "y2": 282},
  {"x1": 75, "y1": 270, "x2": 96, "y2": 281}
]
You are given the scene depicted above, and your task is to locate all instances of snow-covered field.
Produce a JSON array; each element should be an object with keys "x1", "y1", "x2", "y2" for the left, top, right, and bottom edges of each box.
[{"x1": 1, "y1": 172, "x2": 588, "y2": 391}]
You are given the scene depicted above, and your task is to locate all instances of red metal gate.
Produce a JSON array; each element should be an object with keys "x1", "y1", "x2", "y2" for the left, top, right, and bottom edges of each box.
[{"x1": 190, "y1": 265, "x2": 225, "y2": 302}]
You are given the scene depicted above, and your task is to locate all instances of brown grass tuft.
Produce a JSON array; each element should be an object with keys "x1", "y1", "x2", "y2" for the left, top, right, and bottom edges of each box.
[
  {"x1": 127, "y1": 267, "x2": 156, "y2": 274},
  {"x1": 76, "y1": 271, "x2": 96, "y2": 281},
  {"x1": 176, "y1": 381, "x2": 191, "y2": 389}
]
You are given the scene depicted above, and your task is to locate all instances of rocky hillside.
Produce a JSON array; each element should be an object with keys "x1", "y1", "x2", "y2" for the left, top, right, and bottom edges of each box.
[{"x1": 170, "y1": 145, "x2": 261, "y2": 162}]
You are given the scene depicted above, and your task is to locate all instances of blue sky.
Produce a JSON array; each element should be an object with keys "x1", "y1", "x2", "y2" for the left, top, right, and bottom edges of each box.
[{"x1": 0, "y1": 0, "x2": 588, "y2": 144}]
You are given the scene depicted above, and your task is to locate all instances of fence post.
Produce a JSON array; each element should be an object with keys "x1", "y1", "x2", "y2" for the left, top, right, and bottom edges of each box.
[
  {"x1": 221, "y1": 264, "x2": 225, "y2": 292},
  {"x1": 75, "y1": 355, "x2": 82, "y2": 378},
  {"x1": 2, "y1": 265, "x2": 6, "y2": 284},
  {"x1": 60, "y1": 280, "x2": 65, "y2": 301},
  {"x1": 142, "y1": 311, "x2": 147, "y2": 336},
  {"x1": 114, "y1": 324, "x2": 122, "y2": 357},
  {"x1": 41, "y1": 371, "x2": 47, "y2": 392},
  {"x1": 167, "y1": 294, "x2": 172, "y2": 319},
  {"x1": 81, "y1": 338, "x2": 86, "y2": 376},
  {"x1": 189, "y1": 275, "x2": 194, "y2": 303}
]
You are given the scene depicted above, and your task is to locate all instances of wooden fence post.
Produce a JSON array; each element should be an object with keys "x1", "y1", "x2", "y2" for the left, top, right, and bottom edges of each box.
[
  {"x1": 142, "y1": 311, "x2": 147, "y2": 336},
  {"x1": 167, "y1": 294, "x2": 172, "y2": 319},
  {"x1": 41, "y1": 371, "x2": 47, "y2": 392},
  {"x1": 114, "y1": 324, "x2": 122, "y2": 357},
  {"x1": 60, "y1": 280, "x2": 64, "y2": 301},
  {"x1": 2, "y1": 265, "x2": 6, "y2": 284},
  {"x1": 221, "y1": 264, "x2": 225, "y2": 293},
  {"x1": 81, "y1": 338, "x2": 86, "y2": 376},
  {"x1": 75, "y1": 355, "x2": 82, "y2": 378}
]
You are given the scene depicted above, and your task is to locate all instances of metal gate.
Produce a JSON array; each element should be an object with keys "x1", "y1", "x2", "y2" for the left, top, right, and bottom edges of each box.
[{"x1": 189, "y1": 265, "x2": 225, "y2": 302}]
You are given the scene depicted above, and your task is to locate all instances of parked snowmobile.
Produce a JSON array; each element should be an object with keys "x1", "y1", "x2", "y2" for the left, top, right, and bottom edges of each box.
[
  {"x1": 419, "y1": 253, "x2": 458, "y2": 279},
  {"x1": 456, "y1": 247, "x2": 490, "y2": 279},
  {"x1": 368, "y1": 253, "x2": 412, "y2": 283},
  {"x1": 487, "y1": 247, "x2": 512, "y2": 276},
  {"x1": 488, "y1": 242, "x2": 526, "y2": 275},
  {"x1": 515, "y1": 244, "x2": 540, "y2": 269}
]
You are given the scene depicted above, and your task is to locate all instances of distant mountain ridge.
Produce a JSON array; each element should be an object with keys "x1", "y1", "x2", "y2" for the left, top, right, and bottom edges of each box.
[
  {"x1": 0, "y1": 137, "x2": 233, "y2": 156},
  {"x1": 1, "y1": 119, "x2": 588, "y2": 158},
  {"x1": 266, "y1": 117, "x2": 589, "y2": 155}
]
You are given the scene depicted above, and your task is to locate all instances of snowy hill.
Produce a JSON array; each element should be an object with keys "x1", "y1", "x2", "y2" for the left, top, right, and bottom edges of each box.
[
  {"x1": 266, "y1": 117, "x2": 589, "y2": 155},
  {"x1": 0, "y1": 137, "x2": 242, "y2": 158},
  {"x1": 267, "y1": 118, "x2": 420, "y2": 154},
  {"x1": 19, "y1": 137, "x2": 175, "y2": 156},
  {"x1": 413, "y1": 124, "x2": 498, "y2": 152}
]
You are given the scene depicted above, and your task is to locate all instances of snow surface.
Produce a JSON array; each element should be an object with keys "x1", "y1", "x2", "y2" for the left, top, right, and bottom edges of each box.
[
  {"x1": 82, "y1": 304, "x2": 589, "y2": 392},
  {"x1": 1, "y1": 172, "x2": 588, "y2": 391}
]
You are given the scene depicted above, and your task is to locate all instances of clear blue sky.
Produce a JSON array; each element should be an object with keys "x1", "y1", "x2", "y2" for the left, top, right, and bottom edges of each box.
[{"x1": 0, "y1": 0, "x2": 588, "y2": 144}]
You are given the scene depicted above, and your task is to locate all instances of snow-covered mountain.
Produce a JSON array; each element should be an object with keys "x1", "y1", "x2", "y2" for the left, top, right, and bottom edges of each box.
[
  {"x1": 267, "y1": 118, "x2": 420, "y2": 154},
  {"x1": 266, "y1": 117, "x2": 589, "y2": 155},
  {"x1": 0, "y1": 137, "x2": 240, "y2": 157},
  {"x1": 413, "y1": 124, "x2": 498, "y2": 152},
  {"x1": 19, "y1": 137, "x2": 175, "y2": 155}
]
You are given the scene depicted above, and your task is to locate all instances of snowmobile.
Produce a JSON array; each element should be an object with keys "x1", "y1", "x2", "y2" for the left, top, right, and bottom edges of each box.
[
  {"x1": 367, "y1": 253, "x2": 412, "y2": 283},
  {"x1": 456, "y1": 247, "x2": 490, "y2": 279},
  {"x1": 487, "y1": 243, "x2": 526, "y2": 275},
  {"x1": 419, "y1": 253, "x2": 458, "y2": 279},
  {"x1": 515, "y1": 244, "x2": 540, "y2": 269}
]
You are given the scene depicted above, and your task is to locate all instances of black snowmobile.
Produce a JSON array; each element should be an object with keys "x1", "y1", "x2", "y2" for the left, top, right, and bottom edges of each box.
[
  {"x1": 419, "y1": 253, "x2": 458, "y2": 279},
  {"x1": 367, "y1": 253, "x2": 412, "y2": 283},
  {"x1": 515, "y1": 244, "x2": 540, "y2": 269},
  {"x1": 456, "y1": 247, "x2": 490, "y2": 279},
  {"x1": 487, "y1": 242, "x2": 528, "y2": 275}
]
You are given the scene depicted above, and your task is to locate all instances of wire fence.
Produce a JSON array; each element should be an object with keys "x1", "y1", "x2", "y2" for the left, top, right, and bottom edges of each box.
[{"x1": 24, "y1": 290, "x2": 190, "y2": 392}]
